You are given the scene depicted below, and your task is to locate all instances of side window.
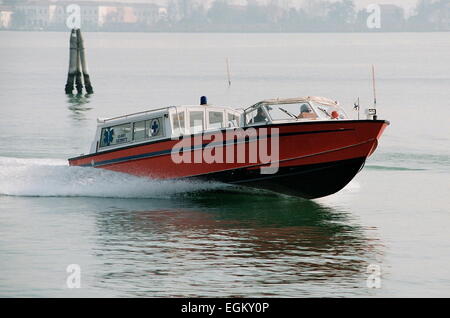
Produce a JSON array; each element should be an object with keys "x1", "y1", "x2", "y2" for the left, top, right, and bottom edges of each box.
[
  {"x1": 114, "y1": 123, "x2": 132, "y2": 144},
  {"x1": 133, "y1": 121, "x2": 146, "y2": 141},
  {"x1": 133, "y1": 117, "x2": 164, "y2": 142},
  {"x1": 208, "y1": 111, "x2": 223, "y2": 130},
  {"x1": 100, "y1": 123, "x2": 132, "y2": 147},
  {"x1": 298, "y1": 103, "x2": 319, "y2": 119},
  {"x1": 172, "y1": 112, "x2": 185, "y2": 135},
  {"x1": 245, "y1": 107, "x2": 268, "y2": 125},
  {"x1": 189, "y1": 111, "x2": 204, "y2": 134},
  {"x1": 227, "y1": 113, "x2": 239, "y2": 127},
  {"x1": 146, "y1": 117, "x2": 164, "y2": 138},
  {"x1": 314, "y1": 104, "x2": 345, "y2": 119},
  {"x1": 100, "y1": 127, "x2": 113, "y2": 147}
]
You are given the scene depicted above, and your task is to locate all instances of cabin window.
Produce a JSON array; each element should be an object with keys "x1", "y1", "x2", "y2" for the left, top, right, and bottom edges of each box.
[
  {"x1": 245, "y1": 107, "x2": 269, "y2": 125},
  {"x1": 172, "y1": 112, "x2": 185, "y2": 135},
  {"x1": 261, "y1": 103, "x2": 318, "y2": 121},
  {"x1": 312, "y1": 102, "x2": 346, "y2": 119},
  {"x1": 227, "y1": 113, "x2": 239, "y2": 127},
  {"x1": 146, "y1": 117, "x2": 164, "y2": 138},
  {"x1": 189, "y1": 111, "x2": 204, "y2": 134},
  {"x1": 264, "y1": 103, "x2": 308, "y2": 120},
  {"x1": 133, "y1": 118, "x2": 164, "y2": 142},
  {"x1": 133, "y1": 121, "x2": 146, "y2": 141},
  {"x1": 100, "y1": 123, "x2": 132, "y2": 148},
  {"x1": 208, "y1": 111, "x2": 224, "y2": 129},
  {"x1": 295, "y1": 103, "x2": 318, "y2": 119}
]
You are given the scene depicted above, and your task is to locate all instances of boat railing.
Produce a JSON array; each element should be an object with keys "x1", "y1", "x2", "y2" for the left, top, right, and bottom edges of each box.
[{"x1": 99, "y1": 106, "x2": 176, "y2": 123}]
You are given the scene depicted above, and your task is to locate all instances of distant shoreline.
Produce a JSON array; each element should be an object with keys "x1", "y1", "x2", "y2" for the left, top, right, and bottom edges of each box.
[{"x1": 2, "y1": 29, "x2": 450, "y2": 33}]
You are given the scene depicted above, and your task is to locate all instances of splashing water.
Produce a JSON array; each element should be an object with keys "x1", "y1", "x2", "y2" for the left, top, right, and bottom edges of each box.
[{"x1": 0, "y1": 156, "x2": 229, "y2": 198}]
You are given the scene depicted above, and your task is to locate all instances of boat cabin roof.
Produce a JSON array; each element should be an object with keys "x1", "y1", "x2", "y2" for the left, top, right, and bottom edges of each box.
[
  {"x1": 244, "y1": 96, "x2": 347, "y2": 124},
  {"x1": 97, "y1": 105, "x2": 241, "y2": 125},
  {"x1": 251, "y1": 96, "x2": 339, "y2": 108}
]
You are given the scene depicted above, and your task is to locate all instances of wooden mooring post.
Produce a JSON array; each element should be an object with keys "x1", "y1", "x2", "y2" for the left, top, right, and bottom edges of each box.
[
  {"x1": 65, "y1": 28, "x2": 94, "y2": 95},
  {"x1": 65, "y1": 29, "x2": 77, "y2": 94}
]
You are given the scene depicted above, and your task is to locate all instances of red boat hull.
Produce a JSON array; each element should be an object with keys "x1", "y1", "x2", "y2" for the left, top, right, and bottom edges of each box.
[{"x1": 69, "y1": 120, "x2": 389, "y2": 198}]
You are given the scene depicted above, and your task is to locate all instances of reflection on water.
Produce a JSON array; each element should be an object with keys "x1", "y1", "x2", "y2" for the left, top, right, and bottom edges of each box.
[
  {"x1": 67, "y1": 93, "x2": 92, "y2": 121},
  {"x1": 91, "y1": 193, "x2": 382, "y2": 297}
]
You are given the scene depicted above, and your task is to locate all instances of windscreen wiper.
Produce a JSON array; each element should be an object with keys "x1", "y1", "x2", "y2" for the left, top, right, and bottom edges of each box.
[{"x1": 279, "y1": 107, "x2": 296, "y2": 119}]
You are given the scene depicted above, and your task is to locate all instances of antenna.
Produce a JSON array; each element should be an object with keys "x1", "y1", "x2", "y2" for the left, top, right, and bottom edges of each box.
[
  {"x1": 372, "y1": 64, "x2": 377, "y2": 109},
  {"x1": 226, "y1": 57, "x2": 231, "y2": 87},
  {"x1": 370, "y1": 65, "x2": 378, "y2": 120}
]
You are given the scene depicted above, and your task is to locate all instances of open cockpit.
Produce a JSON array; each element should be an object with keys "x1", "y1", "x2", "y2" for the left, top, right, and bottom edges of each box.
[{"x1": 244, "y1": 96, "x2": 348, "y2": 126}]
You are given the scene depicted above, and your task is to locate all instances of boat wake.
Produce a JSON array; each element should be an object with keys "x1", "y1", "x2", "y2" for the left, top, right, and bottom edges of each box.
[
  {"x1": 0, "y1": 157, "x2": 230, "y2": 198},
  {"x1": 365, "y1": 165, "x2": 426, "y2": 171},
  {"x1": 366, "y1": 151, "x2": 450, "y2": 172}
]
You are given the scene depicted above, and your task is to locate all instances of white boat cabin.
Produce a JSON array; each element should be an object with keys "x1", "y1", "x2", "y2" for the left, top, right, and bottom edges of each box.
[
  {"x1": 91, "y1": 105, "x2": 242, "y2": 154},
  {"x1": 90, "y1": 96, "x2": 348, "y2": 154}
]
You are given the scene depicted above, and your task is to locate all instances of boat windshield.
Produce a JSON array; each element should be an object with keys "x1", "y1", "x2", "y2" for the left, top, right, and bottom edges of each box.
[
  {"x1": 312, "y1": 102, "x2": 347, "y2": 119},
  {"x1": 265, "y1": 103, "x2": 318, "y2": 121}
]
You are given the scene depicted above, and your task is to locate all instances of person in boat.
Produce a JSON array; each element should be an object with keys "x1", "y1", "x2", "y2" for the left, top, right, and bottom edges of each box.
[
  {"x1": 252, "y1": 107, "x2": 268, "y2": 124},
  {"x1": 297, "y1": 104, "x2": 317, "y2": 119}
]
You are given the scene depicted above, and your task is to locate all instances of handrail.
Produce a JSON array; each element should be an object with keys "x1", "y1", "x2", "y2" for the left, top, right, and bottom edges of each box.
[{"x1": 100, "y1": 106, "x2": 176, "y2": 123}]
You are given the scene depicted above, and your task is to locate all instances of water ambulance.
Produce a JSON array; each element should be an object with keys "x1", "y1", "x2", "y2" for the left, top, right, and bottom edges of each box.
[{"x1": 68, "y1": 96, "x2": 389, "y2": 198}]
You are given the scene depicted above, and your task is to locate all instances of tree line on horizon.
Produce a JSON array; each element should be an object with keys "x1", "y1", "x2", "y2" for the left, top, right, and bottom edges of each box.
[{"x1": 165, "y1": 0, "x2": 449, "y2": 32}]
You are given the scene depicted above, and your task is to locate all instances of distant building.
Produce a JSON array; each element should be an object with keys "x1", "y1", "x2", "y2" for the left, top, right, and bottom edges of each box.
[
  {"x1": 48, "y1": 4, "x2": 66, "y2": 29},
  {"x1": 99, "y1": 6, "x2": 116, "y2": 26},
  {"x1": 0, "y1": 6, "x2": 13, "y2": 29},
  {"x1": 100, "y1": 7, "x2": 131, "y2": 26},
  {"x1": 133, "y1": 3, "x2": 160, "y2": 26},
  {"x1": 15, "y1": 1, "x2": 50, "y2": 29},
  {"x1": 80, "y1": 3, "x2": 100, "y2": 29},
  {"x1": 158, "y1": 7, "x2": 168, "y2": 21},
  {"x1": 5, "y1": 0, "x2": 100, "y2": 30}
]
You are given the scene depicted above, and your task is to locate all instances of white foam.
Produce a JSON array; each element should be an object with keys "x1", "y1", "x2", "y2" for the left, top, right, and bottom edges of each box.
[{"x1": 0, "y1": 156, "x2": 228, "y2": 198}]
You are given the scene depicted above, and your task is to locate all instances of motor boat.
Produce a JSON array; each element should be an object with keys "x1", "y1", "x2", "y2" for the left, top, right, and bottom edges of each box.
[{"x1": 68, "y1": 96, "x2": 389, "y2": 199}]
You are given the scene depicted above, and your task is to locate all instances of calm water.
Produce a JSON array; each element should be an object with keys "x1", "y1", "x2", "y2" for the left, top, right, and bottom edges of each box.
[{"x1": 0, "y1": 31, "x2": 449, "y2": 297}]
